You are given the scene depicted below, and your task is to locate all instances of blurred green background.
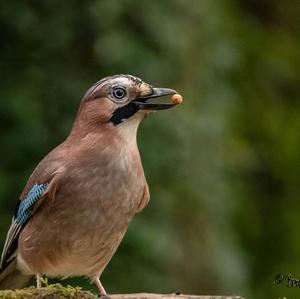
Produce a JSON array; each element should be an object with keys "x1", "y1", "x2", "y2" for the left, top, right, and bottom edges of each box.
[{"x1": 0, "y1": 1, "x2": 299, "y2": 298}]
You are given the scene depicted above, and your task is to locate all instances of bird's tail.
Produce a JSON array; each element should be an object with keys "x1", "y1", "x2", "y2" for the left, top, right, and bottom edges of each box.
[{"x1": 0, "y1": 259, "x2": 33, "y2": 290}]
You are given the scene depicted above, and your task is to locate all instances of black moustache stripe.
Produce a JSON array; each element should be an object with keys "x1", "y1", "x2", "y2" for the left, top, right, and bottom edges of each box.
[{"x1": 110, "y1": 103, "x2": 139, "y2": 125}]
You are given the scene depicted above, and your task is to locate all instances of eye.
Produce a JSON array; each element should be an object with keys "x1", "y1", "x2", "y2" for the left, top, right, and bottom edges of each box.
[{"x1": 111, "y1": 87, "x2": 127, "y2": 100}]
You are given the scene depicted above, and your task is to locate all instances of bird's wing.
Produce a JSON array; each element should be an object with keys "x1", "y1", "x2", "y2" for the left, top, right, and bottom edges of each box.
[{"x1": 0, "y1": 183, "x2": 49, "y2": 270}]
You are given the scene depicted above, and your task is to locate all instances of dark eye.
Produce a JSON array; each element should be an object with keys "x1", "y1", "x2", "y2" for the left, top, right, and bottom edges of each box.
[{"x1": 111, "y1": 87, "x2": 127, "y2": 100}]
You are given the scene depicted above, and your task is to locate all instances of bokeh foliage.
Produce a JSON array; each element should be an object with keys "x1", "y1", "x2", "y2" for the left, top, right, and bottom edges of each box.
[{"x1": 0, "y1": 1, "x2": 299, "y2": 299}]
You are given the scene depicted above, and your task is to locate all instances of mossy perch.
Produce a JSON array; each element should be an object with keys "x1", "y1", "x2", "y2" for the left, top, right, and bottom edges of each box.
[
  {"x1": 0, "y1": 284, "x2": 94, "y2": 299},
  {"x1": 0, "y1": 284, "x2": 244, "y2": 299}
]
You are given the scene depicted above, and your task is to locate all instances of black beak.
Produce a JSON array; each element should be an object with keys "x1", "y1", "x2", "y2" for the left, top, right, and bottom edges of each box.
[{"x1": 133, "y1": 87, "x2": 177, "y2": 110}]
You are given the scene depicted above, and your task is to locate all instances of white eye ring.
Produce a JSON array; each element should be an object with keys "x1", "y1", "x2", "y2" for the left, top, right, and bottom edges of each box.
[{"x1": 111, "y1": 87, "x2": 127, "y2": 100}]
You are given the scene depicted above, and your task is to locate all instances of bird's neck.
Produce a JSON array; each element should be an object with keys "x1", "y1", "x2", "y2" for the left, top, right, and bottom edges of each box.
[
  {"x1": 65, "y1": 113, "x2": 143, "y2": 176},
  {"x1": 68, "y1": 102, "x2": 106, "y2": 139},
  {"x1": 69, "y1": 101, "x2": 144, "y2": 144}
]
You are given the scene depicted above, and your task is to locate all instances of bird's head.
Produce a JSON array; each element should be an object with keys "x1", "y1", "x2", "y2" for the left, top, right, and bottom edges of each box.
[{"x1": 76, "y1": 74, "x2": 177, "y2": 127}]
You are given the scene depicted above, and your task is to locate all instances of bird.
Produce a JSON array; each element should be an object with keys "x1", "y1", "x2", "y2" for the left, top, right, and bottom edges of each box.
[{"x1": 0, "y1": 74, "x2": 180, "y2": 295}]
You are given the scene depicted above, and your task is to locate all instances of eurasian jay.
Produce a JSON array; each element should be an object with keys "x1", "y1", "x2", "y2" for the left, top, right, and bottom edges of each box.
[{"x1": 0, "y1": 74, "x2": 179, "y2": 295}]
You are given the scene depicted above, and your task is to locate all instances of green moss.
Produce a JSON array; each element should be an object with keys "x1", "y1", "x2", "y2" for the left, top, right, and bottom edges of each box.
[{"x1": 0, "y1": 283, "x2": 97, "y2": 299}]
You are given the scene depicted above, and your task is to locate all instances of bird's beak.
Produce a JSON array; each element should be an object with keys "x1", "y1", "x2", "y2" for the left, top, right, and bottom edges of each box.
[{"x1": 133, "y1": 87, "x2": 177, "y2": 110}]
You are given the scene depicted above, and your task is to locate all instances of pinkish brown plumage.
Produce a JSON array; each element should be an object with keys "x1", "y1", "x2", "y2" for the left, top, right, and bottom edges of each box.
[{"x1": 0, "y1": 75, "x2": 178, "y2": 294}]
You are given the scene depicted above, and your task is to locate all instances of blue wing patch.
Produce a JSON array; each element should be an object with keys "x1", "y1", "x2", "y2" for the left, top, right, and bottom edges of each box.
[
  {"x1": 15, "y1": 183, "x2": 48, "y2": 224},
  {"x1": 0, "y1": 183, "x2": 48, "y2": 269}
]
